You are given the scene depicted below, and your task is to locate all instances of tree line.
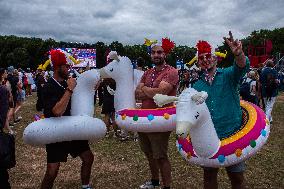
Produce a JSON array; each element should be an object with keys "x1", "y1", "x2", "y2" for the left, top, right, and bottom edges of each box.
[{"x1": 0, "y1": 28, "x2": 283, "y2": 70}]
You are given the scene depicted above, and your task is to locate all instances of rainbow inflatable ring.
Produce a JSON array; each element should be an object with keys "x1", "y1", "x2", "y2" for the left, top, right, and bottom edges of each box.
[
  {"x1": 116, "y1": 106, "x2": 176, "y2": 132},
  {"x1": 177, "y1": 100, "x2": 270, "y2": 167}
]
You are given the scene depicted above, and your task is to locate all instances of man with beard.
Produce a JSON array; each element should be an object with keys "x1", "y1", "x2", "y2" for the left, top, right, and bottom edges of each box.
[
  {"x1": 40, "y1": 50, "x2": 94, "y2": 189},
  {"x1": 135, "y1": 38, "x2": 178, "y2": 189},
  {"x1": 192, "y1": 32, "x2": 250, "y2": 189}
]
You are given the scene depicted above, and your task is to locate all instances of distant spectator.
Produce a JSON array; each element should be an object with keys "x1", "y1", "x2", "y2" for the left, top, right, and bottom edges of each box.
[
  {"x1": 35, "y1": 68, "x2": 46, "y2": 112},
  {"x1": 260, "y1": 60, "x2": 279, "y2": 123},
  {"x1": 6, "y1": 66, "x2": 21, "y2": 126},
  {"x1": 100, "y1": 78, "x2": 118, "y2": 137},
  {"x1": 0, "y1": 67, "x2": 13, "y2": 188},
  {"x1": 25, "y1": 68, "x2": 34, "y2": 96}
]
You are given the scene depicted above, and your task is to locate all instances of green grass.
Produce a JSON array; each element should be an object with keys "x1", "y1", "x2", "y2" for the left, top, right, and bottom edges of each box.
[{"x1": 8, "y1": 92, "x2": 284, "y2": 189}]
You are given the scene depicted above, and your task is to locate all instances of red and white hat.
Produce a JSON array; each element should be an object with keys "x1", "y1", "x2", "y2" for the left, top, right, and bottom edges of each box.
[{"x1": 50, "y1": 49, "x2": 73, "y2": 68}]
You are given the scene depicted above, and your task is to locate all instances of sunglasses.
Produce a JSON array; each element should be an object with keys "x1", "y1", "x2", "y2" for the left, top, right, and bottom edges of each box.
[
  {"x1": 151, "y1": 50, "x2": 164, "y2": 55},
  {"x1": 198, "y1": 54, "x2": 212, "y2": 61}
]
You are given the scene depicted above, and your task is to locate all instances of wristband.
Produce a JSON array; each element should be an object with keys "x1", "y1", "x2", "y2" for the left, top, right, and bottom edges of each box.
[{"x1": 66, "y1": 87, "x2": 73, "y2": 94}]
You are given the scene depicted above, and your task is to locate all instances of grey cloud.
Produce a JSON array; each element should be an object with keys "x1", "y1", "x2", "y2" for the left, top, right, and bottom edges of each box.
[{"x1": 0, "y1": 0, "x2": 283, "y2": 47}]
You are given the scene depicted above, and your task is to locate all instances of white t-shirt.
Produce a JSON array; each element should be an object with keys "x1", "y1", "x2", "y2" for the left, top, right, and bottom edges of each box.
[
  {"x1": 244, "y1": 78, "x2": 256, "y2": 96},
  {"x1": 26, "y1": 72, "x2": 34, "y2": 84}
]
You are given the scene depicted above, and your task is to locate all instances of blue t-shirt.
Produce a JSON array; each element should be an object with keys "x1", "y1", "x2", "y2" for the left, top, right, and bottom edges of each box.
[
  {"x1": 260, "y1": 67, "x2": 278, "y2": 97},
  {"x1": 193, "y1": 57, "x2": 250, "y2": 139}
]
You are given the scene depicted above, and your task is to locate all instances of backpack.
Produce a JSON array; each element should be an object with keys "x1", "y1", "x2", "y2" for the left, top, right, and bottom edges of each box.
[
  {"x1": 240, "y1": 79, "x2": 253, "y2": 99},
  {"x1": 265, "y1": 73, "x2": 278, "y2": 98}
]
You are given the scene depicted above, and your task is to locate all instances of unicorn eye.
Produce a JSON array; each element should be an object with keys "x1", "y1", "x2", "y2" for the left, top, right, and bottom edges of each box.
[
  {"x1": 195, "y1": 112, "x2": 200, "y2": 119},
  {"x1": 110, "y1": 68, "x2": 113, "y2": 72}
]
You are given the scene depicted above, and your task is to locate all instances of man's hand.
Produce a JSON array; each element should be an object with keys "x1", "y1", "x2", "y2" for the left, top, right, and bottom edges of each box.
[
  {"x1": 135, "y1": 83, "x2": 148, "y2": 100},
  {"x1": 191, "y1": 91, "x2": 208, "y2": 105},
  {"x1": 223, "y1": 31, "x2": 244, "y2": 56},
  {"x1": 67, "y1": 77, "x2": 77, "y2": 90},
  {"x1": 224, "y1": 31, "x2": 246, "y2": 67}
]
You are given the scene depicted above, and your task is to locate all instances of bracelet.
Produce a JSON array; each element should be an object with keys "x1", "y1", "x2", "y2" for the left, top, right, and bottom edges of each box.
[{"x1": 66, "y1": 87, "x2": 73, "y2": 94}]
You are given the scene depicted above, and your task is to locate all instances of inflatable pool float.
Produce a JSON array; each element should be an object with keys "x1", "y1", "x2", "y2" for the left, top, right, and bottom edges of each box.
[
  {"x1": 23, "y1": 69, "x2": 107, "y2": 147},
  {"x1": 116, "y1": 106, "x2": 176, "y2": 132},
  {"x1": 177, "y1": 100, "x2": 269, "y2": 167},
  {"x1": 153, "y1": 87, "x2": 269, "y2": 167}
]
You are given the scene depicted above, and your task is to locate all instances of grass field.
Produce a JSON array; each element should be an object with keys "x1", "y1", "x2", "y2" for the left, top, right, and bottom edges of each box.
[{"x1": 8, "y1": 92, "x2": 284, "y2": 189}]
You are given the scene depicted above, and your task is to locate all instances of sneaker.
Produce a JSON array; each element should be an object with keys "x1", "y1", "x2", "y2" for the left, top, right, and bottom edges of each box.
[
  {"x1": 105, "y1": 131, "x2": 110, "y2": 138},
  {"x1": 14, "y1": 117, "x2": 22, "y2": 123},
  {"x1": 139, "y1": 181, "x2": 160, "y2": 189},
  {"x1": 120, "y1": 136, "x2": 130, "y2": 141}
]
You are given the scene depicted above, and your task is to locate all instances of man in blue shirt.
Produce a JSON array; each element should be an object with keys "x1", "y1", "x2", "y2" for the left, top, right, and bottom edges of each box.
[
  {"x1": 192, "y1": 32, "x2": 249, "y2": 189},
  {"x1": 260, "y1": 60, "x2": 279, "y2": 123}
]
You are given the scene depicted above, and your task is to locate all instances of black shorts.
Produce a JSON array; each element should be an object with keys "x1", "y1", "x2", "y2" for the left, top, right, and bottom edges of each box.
[{"x1": 46, "y1": 140, "x2": 90, "y2": 163}]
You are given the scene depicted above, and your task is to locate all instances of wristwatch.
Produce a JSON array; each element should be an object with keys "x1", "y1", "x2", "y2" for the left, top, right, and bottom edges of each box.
[{"x1": 66, "y1": 87, "x2": 73, "y2": 94}]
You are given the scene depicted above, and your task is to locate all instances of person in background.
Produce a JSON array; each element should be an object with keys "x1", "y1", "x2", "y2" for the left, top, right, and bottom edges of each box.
[
  {"x1": 13, "y1": 69, "x2": 25, "y2": 127},
  {"x1": 6, "y1": 66, "x2": 21, "y2": 127},
  {"x1": 35, "y1": 67, "x2": 46, "y2": 112},
  {"x1": 241, "y1": 70, "x2": 257, "y2": 104},
  {"x1": 25, "y1": 68, "x2": 34, "y2": 96},
  {"x1": 260, "y1": 60, "x2": 279, "y2": 123},
  {"x1": 0, "y1": 67, "x2": 13, "y2": 188},
  {"x1": 100, "y1": 78, "x2": 118, "y2": 138}
]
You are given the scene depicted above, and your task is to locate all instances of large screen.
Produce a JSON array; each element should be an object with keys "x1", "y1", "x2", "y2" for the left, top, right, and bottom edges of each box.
[{"x1": 61, "y1": 48, "x2": 96, "y2": 67}]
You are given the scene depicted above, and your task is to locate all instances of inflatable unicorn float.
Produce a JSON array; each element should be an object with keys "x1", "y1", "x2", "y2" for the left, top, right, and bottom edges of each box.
[
  {"x1": 102, "y1": 51, "x2": 270, "y2": 167},
  {"x1": 23, "y1": 51, "x2": 107, "y2": 147},
  {"x1": 154, "y1": 88, "x2": 270, "y2": 167},
  {"x1": 100, "y1": 51, "x2": 176, "y2": 132}
]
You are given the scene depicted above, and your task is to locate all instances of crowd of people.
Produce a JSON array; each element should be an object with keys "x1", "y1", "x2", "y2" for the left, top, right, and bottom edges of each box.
[{"x1": 0, "y1": 32, "x2": 283, "y2": 189}]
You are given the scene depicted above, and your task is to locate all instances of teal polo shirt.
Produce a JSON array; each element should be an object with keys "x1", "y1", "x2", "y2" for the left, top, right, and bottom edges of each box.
[{"x1": 193, "y1": 57, "x2": 250, "y2": 139}]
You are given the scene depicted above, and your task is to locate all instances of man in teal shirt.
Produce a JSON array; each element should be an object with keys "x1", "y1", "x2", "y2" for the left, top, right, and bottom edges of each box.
[{"x1": 192, "y1": 32, "x2": 249, "y2": 189}]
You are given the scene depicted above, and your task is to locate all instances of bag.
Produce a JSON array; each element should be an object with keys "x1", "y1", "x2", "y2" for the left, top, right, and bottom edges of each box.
[
  {"x1": 265, "y1": 73, "x2": 278, "y2": 98},
  {"x1": 0, "y1": 130, "x2": 16, "y2": 169},
  {"x1": 240, "y1": 79, "x2": 253, "y2": 99}
]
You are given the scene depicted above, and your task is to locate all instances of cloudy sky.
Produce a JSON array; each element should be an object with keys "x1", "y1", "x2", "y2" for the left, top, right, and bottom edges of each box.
[{"x1": 0, "y1": 0, "x2": 283, "y2": 47}]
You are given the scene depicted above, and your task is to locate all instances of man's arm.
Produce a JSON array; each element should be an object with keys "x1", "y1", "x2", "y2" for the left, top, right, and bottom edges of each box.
[
  {"x1": 141, "y1": 81, "x2": 174, "y2": 99},
  {"x1": 52, "y1": 78, "x2": 77, "y2": 116},
  {"x1": 135, "y1": 83, "x2": 148, "y2": 100},
  {"x1": 52, "y1": 90, "x2": 72, "y2": 116}
]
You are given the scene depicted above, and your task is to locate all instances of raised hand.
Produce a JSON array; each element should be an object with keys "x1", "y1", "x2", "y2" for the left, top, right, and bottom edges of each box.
[{"x1": 223, "y1": 31, "x2": 244, "y2": 56}]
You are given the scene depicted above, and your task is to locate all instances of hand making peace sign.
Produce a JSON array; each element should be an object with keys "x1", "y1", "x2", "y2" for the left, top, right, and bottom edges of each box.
[{"x1": 223, "y1": 31, "x2": 244, "y2": 57}]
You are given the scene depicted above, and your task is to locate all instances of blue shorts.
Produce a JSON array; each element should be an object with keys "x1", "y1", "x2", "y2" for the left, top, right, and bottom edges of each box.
[{"x1": 203, "y1": 161, "x2": 246, "y2": 173}]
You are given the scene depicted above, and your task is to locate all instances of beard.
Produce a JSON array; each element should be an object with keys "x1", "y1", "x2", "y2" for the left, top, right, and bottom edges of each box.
[
  {"x1": 152, "y1": 58, "x2": 164, "y2": 66},
  {"x1": 58, "y1": 67, "x2": 69, "y2": 80}
]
